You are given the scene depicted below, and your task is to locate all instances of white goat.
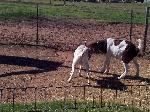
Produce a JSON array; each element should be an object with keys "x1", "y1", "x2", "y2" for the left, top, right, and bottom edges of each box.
[{"x1": 67, "y1": 44, "x2": 90, "y2": 84}]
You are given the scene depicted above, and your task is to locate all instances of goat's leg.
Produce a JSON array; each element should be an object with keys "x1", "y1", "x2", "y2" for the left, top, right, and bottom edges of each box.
[
  {"x1": 68, "y1": 56, "x2": 81, "y2": 82},
  {"x1": 68, "y1": 63, "x2": 75, "y2": 82},
  {"x1": 133, "y1": 58, "x2": 140, "y2": 77},
  {"x1": 78, "y1": 65, "x2": 82, "y2": 77},
  {"x1": 100, "y1": 55, "x2": 111, "y2": 73},
  {"x1": 104, "y1": 57, "x2": 111, "y2": 74},
  {"x1": 118, "y1": 62, "x2": 128, "y2": 79},
  {"x1": 83, "y1": 60, "x2": 90, "y2": 84}
]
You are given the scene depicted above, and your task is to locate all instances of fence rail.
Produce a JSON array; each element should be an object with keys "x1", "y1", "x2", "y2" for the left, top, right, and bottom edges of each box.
[{"x1": 0, "y1": 84, "x2": 149, "y2": 111}]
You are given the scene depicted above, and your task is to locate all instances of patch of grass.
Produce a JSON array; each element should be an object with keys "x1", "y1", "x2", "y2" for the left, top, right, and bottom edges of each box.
[
  {"x1": 0, "y1": 2, "x2": 149, "y2": 23},
  {"x1": 0, "y1": 100, "x2": 146, "y2": 112},
  {"x1": 0, "y1": 3, "x2": 37, "y2": 20}
]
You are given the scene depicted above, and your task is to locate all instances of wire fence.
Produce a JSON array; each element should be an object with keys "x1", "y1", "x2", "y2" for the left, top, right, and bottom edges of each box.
[
  {"x1": 0, "y1": 84, "x2": 149, "y2": 111},
  {"x1": 0, "y1": 1, "x2": 149, "y2": 53},
  {"x1": 0, "y1": 0, "x2": 74, "y2": 6},
  {"x1": 0, "y1": 2, "x2": 150, "y2": 56},
  {"x1": 0, "y1": 2, "x2": 149, "y2": 111}
]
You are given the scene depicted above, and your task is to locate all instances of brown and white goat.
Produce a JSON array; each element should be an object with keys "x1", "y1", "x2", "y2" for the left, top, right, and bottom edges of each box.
[{"x1": 68, "y1": 38, "x2": 142, "y2": 83}]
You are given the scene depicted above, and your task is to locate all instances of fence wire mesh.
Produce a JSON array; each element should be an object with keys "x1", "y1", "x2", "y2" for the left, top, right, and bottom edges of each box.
[
  {"x1": 0, "y1": 1, "x2": 149, "y2": 112},
  {"x1": 0, "y1": 2, "x2": 150, "y2": 55},
  {"x1": 0, "y1": 85, "x2": 149, "y2": 112}
]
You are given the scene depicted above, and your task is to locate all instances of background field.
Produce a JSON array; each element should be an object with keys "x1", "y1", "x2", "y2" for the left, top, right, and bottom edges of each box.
[{"x1": 0, "y1": 2, "x2": 150, "y2": 23}]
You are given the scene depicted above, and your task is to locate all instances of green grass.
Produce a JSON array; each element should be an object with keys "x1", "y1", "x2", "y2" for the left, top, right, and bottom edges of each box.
[
  {"x1": 0, "y1": 2, "x2": 149, "y2": 23},
  {"x1": 0, "y1": 100, "x2": 146, "y2": 112}
]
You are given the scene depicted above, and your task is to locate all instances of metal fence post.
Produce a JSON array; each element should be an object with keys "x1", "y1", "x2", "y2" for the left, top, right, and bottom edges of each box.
[
  {"x1": 143, "y1": 7, "x2": 149, "y2": 54},
  {"x1": 36, "y1": 4, "x2": 39, "y2": 46},
  {"x1": 63, "y1": 87, "x2": 67, "y2": 111},
  {"x1": 83, "y1": 86, "x2": 86, "y2": 101},
  {"x1": 92, "y1": 94, "x2": 95, "y2": 108},
  {"x1": 100, "y1": 88, "x2": 103, "y2": 108},
  {"x1": 34, "y1": 87, "x2": 37, "y2": 111},
  {"x1": 74, "y1": 86, "x2": 77, "y2": 110},
  {"x1": 12, "y1": 88, "x2": 16, "y2": 112},
  {"x1": 0, "y1": 89, "x2": 3, "y2": 112},
  {"x1": 49, "y1": 0, "x2": 52, "y2": 4},
  {"x1": 44, "y1": 87, "x2": 48, "y2": 111},
  {"x1": 63, "y1": 0, "x2": 66, "y2": 5},
  {"x1": 129, "y1": 10, "x2": 133, "y2": 42}
]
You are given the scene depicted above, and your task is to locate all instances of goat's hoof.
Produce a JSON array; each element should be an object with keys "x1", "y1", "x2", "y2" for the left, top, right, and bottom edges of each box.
[
  {"x1": 99, "y1": 70, "x2": 104, "y2": 73},
  {"x1": 79, "y1": 74, "x2": 82, "y2": 77},
  {"x1": 104, "y1": 70, "x2": 109, "y2": 74},
  {"x1": 117, "y1": 77, "x2": 121, "y2": 80},
  {"x1": 118, "y1": 76, "x2": 125, "y2": 80},
  {"x1": 99, "y1": 68, "x2": 106, "y2": 73},
  {"x1": 67, "y1": 79, "x2": 71, "y2": 83},
  {"x1": 135, "y1": 74, "x2": 140, "y2": 77},
  {"x1": 87, "y1": 80, "x2": 90, "y2": 85},
  {"x1": 135, "y1": 74, "x2": 140, "y2": 79}
]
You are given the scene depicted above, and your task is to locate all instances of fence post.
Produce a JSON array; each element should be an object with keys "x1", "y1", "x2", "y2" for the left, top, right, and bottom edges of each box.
[
  {"x1": 63, "y1": 87, "x2": 67, "y2": 111},
  {"x1": 143, "y1": 7, "x2": 149, "y2": 54},
  {"x1": 83, "y1": 86, "x2": 86, "y2": 101},
  {"x1": 100, "y1": 88, "x2": 103, "y2": 108},
  {"x1": 44, "y1": 87, "x2": 47, "y2": 111},
  {"x1": 0, "y1": 89, "x2": 3, "y2": 112},
  {"x1": 12, "y1": 88, "x2": 16, "y2": 112},
  {"x1": 92, "y1": 94, "x2": 95, "y2": 108},
  {"x1": 74, "y1": 86, "x2": 77, "y2": 109},
  {"x1": 49, "y1": 0, "x2": 52, "y2": 4},
  {"x1": 36, "y1": 4, "x2": 39, "y2": 46},
  {"x1": 24, "y1": 87, "x2": 28, "y2": 111},
  {"x1": 63, "y1": 0, "x2": 66, "y2": 5},
  {"x1": 129, "y1": 10, "x2": 133, "y2": 42},
  {"x1": 34, "y1": 87, "x2": 37, "y2": 111}
]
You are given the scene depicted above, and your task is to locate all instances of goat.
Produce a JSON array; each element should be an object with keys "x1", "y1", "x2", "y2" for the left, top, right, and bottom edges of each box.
[
  {"x1": 88, "y1": 37, "x2": 142, "y2": 79},
  {"x1": 68, "y1": 37, "x2": 142, "y2": 83},
  {"x1": 67, "y1": 44, "x2": 90, "y2": 83}
]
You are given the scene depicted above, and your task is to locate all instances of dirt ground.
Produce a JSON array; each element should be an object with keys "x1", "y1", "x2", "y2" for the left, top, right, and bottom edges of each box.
[{"x1": 0, "y1": 19, "x2": 149, "y2": 108}]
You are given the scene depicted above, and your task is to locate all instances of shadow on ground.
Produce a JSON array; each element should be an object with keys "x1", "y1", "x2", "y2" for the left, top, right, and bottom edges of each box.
[
  {"x1": 0, "y1": 55, "x2": 63, "y2": 77},
  {"x1": 88, "y1": 70, "x2": 149, "y2": 91},
  {"x1": 89, "y1": 76, "x2": 127, "y2": 91},
  {"x1": 109, "y1": 73, "x2": 150, "y2": 84}
]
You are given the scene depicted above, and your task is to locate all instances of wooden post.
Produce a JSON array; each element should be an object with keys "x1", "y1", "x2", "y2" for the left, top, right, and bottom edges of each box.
[
  {"x1": 129, "y1": 10, "x2": 133, "y2": 42},
  {"x1": 143, "y1": 7, "x2": 149, "y2": 54}
]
